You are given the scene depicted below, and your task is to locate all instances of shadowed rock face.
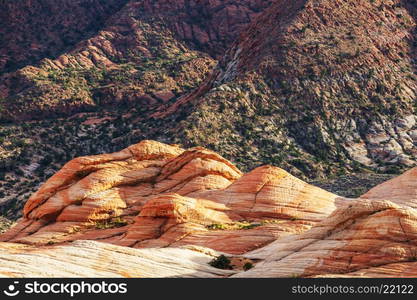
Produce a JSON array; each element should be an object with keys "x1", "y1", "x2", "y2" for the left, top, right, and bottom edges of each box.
[
  {"x1": 138, "y1": 0, "x2": 274, "y2": 58},
  {"x1": 0, "y1": 0, "x2": 130, "y2": 74},
  {"x1": 0, "y1": 0, "x2": 273, "y2": 122},
  {"x1": 2, "y1": 140, "x2": 417, "y2": 277}
]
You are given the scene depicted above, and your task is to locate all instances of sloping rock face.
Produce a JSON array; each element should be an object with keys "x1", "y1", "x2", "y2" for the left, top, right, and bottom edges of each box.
[
  {"x1": 0, "y1": 0, "x2": 273, "y2": 122},
  {"x1": 235, "y1": 198, "x2": 417, "y2": 278},
  {"x1": 0, "y1": 140, "x2": 344, "y2": 255},
  {"x1": 0, "y1": 1, "x2": 215, "y2": 121},
  {"x1": 361, "y1": 167, "x2": 417, "y2": 208},
  {"x1": 0, "y1": 0, "x2": 271, "y2": 75},
  {"x1": 0, "y1": 0, "x2": 129, "y2": 74},
  {"x1": 0, "y1": 240, "x2": 234, "y2": 278},
  {"x1": 159, "y1": 0, "x2": 417, "y2": 176}
]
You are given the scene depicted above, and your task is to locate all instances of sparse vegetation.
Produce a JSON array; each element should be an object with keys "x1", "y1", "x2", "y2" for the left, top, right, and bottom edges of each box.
[
  {"x1": 209, "y1": 255, "x2": 233, "y2": 270},
  {"x1": 94, "y1": 217, "x2": 128, "y2": 229},
  {"x1": 206, "y1": 221, "x2": 261, "y2": 231},
  {"x1": 243, "y1": 262, "x2": 254, "y2": 271},
  {"x1": 0, "y1": 216, "x2": 14, "y2": 234}
]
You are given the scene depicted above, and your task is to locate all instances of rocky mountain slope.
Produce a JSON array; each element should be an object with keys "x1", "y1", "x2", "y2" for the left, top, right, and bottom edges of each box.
[
  {"x1": 158, "y1": 0, "x2": 417, "y2": 177},
  {"x1": 0, "y1": 0, "x2": 272, "y2": 76},
  {"x1": 0, "y1": 0, "x2": 272, "y2": 121},
  {"x1": 0, "y1": 1, "x2": 214, "y2": 121},
  {"x1": 1, "y1": 140, "x2": 417, "y2": 277},
  {"x1": 0, "y1": 0, "x2": 130, "y2": 74},
  {"x1": 138, "y1": 0, "x2": 274, "y2": 58}
]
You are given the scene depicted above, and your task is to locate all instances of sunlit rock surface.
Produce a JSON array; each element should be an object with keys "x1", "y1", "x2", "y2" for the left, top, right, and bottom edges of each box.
[{"x1": 2, "y1": 141, "x2": 417, "y2": 278}]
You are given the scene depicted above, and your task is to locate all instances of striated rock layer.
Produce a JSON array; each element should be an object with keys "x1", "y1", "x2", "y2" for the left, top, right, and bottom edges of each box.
[
  {"x1": 361, "y1": 167, "x2": 417, "y2": 209},
  {"x1": 236, "y1": 199, "x2": 417, "y2": 278},
  {"x1": 0, "y1": 240, "x2": 234, "y2": 278},
  {"x1": 3, "y1": 141, "x2": 417, "y2": 277},
  {"x1": 0, "y1": 140, "x2": 344, "y2": 255}
]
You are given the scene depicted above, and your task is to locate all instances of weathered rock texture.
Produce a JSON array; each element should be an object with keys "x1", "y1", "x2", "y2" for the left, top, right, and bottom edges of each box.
[
  {"x1": 1, "y1": 0, "x2": 417, "y2": 277},
  {"x1": 0, "y1": 240, "x2": 234, "y2": 278},
  {"x1": 0, "y1": 0, "x2": 273, "y2": 121},
  {"x1": 0, "y1": 141, "x2": 344, "y2": 255},
  {"x1": 2, "y1": 141, "x2": 417, "y2": 277},
  {"x1": 361, "y1": 167, "x2": 417, "y2": 208},
  {"x1": 0, "y1": 0, "x2": 129, "y2": 74},
  {"x1": 155, "y1": 0, "x2": 417, "y2": 176},
  {"x1": 0, "y1": 0, "x2": 271, "y2": 76},
  {"x1": 0, "y1": 1, "x2": 216, "y2": 121},
  {"x1": 236, "y1": 199, "x2": 417, "y2": 278}
]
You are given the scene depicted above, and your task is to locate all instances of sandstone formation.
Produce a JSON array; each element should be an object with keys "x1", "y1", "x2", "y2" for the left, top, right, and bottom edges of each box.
[
  {"x1": 234, "y1": 199, "x2": 417, "y2": 278},
  {"x1": 2, "y1": 0, "x2": 417, "y2": 214},
  {"x1": 361, "y1": 167, "x2": 417, "y2": 209},
  {"x1": 0, "y1": 140, "x2": 344, "y2": 255},
  {"x1": 1, "y1": 142, "x2": 417, "y2": 277},
  {"x1": 1, "y1": 0, "x2": 417, "y2": 278},
  {"x1": 0, "y1": 240, "x2": 235, "y2": 278}
]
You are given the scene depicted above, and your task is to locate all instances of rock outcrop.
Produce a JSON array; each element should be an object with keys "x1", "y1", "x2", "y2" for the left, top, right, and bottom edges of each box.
[
  {"x1": 0, "y1": 140, "x2": 344, "y2": 255},
  {"x1": 361, "y1": 167, "x2": 417, "y2": 209},
  {"x1": 235, "y1": 199, "x2": 417, "y2": 278},
  {"x1": 0, "y1": 240, "x2": 235, "y2": 278},
  {"x1": 2, "y1": 141, "x2": 417, "y2": 277}
]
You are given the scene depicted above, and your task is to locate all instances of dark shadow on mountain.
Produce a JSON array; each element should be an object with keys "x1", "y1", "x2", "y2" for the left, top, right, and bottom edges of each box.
[{"x1": 0, "y1": 0, "x2": 129, "y2": 75}]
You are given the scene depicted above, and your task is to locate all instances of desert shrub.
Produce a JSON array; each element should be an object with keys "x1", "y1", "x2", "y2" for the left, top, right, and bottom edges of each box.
[
  {"x1": 209, "y1": 255, "x2": 232, "y2": 270},
  {"x1": 243, "y1": 262, "x2": 253, "y2": 271}
]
